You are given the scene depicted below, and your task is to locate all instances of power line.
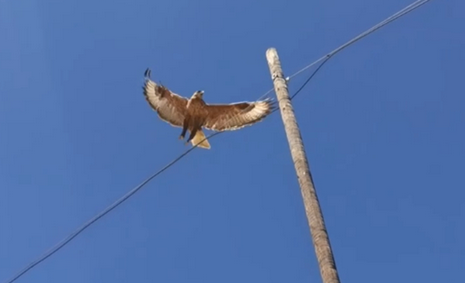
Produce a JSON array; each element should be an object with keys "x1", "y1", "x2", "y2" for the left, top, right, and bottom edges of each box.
[
  {"x1": 2, "y1": 1, "x2": 433, "y2": 282},
  {"x1": 287, "y1": 0, "x2": 432, "y2": 80},
  {"x1": 255, "y1": 0, "x2": 432, "y2": 102},
  {"x1": 2, "y1": 133, "x2": 221, "y2": 283}
]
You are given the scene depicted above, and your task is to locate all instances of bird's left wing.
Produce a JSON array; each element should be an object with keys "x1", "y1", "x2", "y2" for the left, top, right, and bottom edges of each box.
[
  {"x1": 203, "y1": 98, "x2": 275, "y2": 131},
  {"x1": 143, "y1": 69, "x2": 188, "y2": 128}
]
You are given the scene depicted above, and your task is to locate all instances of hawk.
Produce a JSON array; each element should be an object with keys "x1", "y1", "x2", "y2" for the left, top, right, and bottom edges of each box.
[{"x1": 142, "y1": 68, "x2": 275, "y2": 149}]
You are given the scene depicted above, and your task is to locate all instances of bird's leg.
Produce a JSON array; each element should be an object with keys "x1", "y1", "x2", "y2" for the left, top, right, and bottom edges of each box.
[
  {"x1": 179, "y1": 120, "x2": 188, "y2": 140},
  {"x1": 186, "y1": 128, "x2": 198, "y2": 145}
]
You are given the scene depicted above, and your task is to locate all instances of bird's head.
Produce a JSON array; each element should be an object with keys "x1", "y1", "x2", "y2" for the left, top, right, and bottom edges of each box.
[{"x1": 191, "y1": 90, "x2": 204, "y2": 100}]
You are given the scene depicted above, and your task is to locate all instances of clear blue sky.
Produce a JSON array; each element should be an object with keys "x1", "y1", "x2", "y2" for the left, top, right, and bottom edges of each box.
[{"x1": 1, "y1": 0, "x2": 464, "y2": 282}]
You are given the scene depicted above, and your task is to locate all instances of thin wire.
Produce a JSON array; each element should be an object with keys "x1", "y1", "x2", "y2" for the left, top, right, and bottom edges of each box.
[
  {"x1": 287, "y1": 0, "x2": 431, "y2": 80},
  {"x1": 3, "y1": 1, "x2": 432, "y2": 282},
  {"x1": 268, "y1": 56, "x2": 329, "y2": 117},
  {"x1": 3, "y1": 131, "x2": 225, "y2": 283},
  {"x1": 290, "y1": 57, "x2": 330, "y2": 101},
  {"x1": 255, "y1": 0, "x2": 431, "y2": 102}
]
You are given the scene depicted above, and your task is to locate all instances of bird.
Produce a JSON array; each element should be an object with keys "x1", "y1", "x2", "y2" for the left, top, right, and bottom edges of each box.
[{"x1": 142, "y1": 68, "x2": 275, "y2": 149}]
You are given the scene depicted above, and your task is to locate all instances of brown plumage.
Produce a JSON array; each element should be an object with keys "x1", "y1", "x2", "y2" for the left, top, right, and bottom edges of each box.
[{"x1": 142, "y1": 68, "x2": 275, "y2": 149}]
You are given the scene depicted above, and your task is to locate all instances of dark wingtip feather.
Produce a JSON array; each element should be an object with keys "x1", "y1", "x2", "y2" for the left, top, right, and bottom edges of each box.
[
  {"x1": 262, "y1": 97, "x2": 278, "y2": 114},
  {"x1": 262, "y1": 96, "x2": 277, "y2": 113},
  {"x1": 144, "y1": 68, "x2": 151, "y2": 79}
]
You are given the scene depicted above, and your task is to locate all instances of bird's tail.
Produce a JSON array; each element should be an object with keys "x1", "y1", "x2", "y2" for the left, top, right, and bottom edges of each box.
[{"x1": 191, "y1": 129, "x2": 211, "y2": 149}]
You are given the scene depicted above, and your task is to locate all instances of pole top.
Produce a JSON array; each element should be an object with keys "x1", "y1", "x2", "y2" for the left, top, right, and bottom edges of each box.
[{"x1": 266, "y1": 48, "x2": 280, "y2": 67}]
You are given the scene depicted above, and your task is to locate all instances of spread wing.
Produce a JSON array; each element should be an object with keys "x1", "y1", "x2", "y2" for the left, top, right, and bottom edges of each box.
[
  {"x1": 203, "y1": 98, "x2": 275, "y2": 131},
  {"x1": 142, "y1": 69, "x2": 188, "y2": 128}
]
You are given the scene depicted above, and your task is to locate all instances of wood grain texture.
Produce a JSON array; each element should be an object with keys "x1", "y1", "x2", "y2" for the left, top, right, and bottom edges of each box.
[{"x1": 266, "y1": 48, "x2": 341, "y2": 283}]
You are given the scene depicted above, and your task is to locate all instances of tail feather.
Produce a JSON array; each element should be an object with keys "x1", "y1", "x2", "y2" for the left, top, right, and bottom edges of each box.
[{"x1": 191, "y1": 130, "x2": 211, "y2": 149}]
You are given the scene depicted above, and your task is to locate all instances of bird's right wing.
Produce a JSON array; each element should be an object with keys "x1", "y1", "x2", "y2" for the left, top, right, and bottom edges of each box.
[
  {"x1": 203, "y1": 98, "x2": 274, "y2": 131},
  {"x1": 143, "y1": 69, "x2": 188, "y2": 128}
]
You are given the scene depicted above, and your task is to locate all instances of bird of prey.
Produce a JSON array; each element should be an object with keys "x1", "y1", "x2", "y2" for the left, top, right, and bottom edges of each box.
[{"x1": 142, "y1": 68, "x2": 275, "y2": 149}]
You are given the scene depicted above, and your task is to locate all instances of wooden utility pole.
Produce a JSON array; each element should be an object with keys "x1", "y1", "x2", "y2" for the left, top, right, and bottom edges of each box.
[{"x1": 266, "y1": 48, "x2": 341, "y2": 283}]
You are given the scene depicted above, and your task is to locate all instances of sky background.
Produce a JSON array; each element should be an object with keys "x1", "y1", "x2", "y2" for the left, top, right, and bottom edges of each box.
[{"x1": 1, "y1": 0, "x2": 464, "y2": 282}]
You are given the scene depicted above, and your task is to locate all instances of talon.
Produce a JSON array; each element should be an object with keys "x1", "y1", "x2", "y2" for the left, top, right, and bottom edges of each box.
[{"x1": 179, "y1": 135, "x2": 184, "y2": 140}]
